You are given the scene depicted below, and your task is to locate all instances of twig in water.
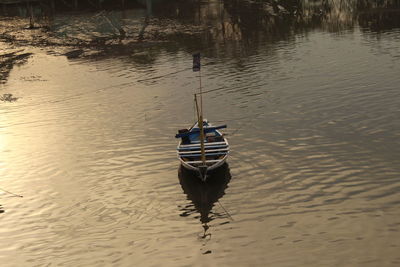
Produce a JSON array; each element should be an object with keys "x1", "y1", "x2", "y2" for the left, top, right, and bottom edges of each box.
[{"x1": 0, "y1": 187, "x2": 23, "y2": 198}]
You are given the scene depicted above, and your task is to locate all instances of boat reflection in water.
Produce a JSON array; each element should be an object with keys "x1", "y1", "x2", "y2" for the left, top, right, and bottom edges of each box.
[{"x1": 178, "y1": 163, "x2": 232, "y2": 239}]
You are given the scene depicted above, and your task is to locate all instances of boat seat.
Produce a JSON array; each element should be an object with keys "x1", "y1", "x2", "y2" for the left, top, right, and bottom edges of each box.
[
  {"x1": 178, "y1": 148, "x2": 229, "y2": 155},
  {"x1": 179, "y1": 152, "x2": 228, "y2": 158},
  {"x1": 177, "y1": 144, "x2": 228, "y2": 151}
]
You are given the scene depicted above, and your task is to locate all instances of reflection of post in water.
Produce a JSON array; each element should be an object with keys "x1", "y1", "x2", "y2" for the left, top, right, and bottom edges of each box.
[
  {"x1": 28, "y1": 1, "x2": 34, "y2": 29},
  {"x1": 137, "y1": 0, "x2": 152, "y2": 40},
  {"x1": 178, "y1": 163, "x2": 232, "y2": 238},
  {"x1": 146, "y1": 0, "x2": 152, "y2": 16}
]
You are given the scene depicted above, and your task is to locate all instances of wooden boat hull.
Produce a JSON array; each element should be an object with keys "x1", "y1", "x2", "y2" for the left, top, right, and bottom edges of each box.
[
  {"x1": 176, "y1": 120, "x2": 229, "y2": 180},
  {"x1": 178, "y1": 151, "x2": 228, "y2": 172}
]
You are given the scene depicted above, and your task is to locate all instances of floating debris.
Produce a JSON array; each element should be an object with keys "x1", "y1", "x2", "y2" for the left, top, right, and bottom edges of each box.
[
  {"x1": 0, "y1": 94, "x2": 18, "y2": 102},
  {"x1": 64, "y1": 49, "x2": 84, "y2": 59}
]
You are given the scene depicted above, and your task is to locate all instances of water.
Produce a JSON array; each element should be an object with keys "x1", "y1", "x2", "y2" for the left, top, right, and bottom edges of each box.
[{"x1": 1, "y1": 0, "x2": 400, "y2": 266}]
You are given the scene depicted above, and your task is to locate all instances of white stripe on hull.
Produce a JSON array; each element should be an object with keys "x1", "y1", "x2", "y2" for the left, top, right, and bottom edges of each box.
[
  {"x1": 179, "y1": 155, "x2": 228, "y2": 172},
  {"x1": 176, "y1": 122, "x2": 229, "y2": 176}
]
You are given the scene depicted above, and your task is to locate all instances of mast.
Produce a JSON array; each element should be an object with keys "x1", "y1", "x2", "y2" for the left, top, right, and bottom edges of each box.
[
  {"x1": 193, "y1": 53, "x2": 207, "y2": 172},
  {"x1": 194, "y1": 94, "x2": 206, "y2": 166}
]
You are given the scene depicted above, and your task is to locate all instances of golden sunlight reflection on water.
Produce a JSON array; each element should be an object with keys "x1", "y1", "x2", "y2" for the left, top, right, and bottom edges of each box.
[{"x1": 1, "y1": 1, "x2": 400, "y2": 265}]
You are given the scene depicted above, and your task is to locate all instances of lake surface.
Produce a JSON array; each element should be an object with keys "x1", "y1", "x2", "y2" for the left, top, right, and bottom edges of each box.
[{"x1": 1, "y1": 0, "x2": 400, "y2": 266}]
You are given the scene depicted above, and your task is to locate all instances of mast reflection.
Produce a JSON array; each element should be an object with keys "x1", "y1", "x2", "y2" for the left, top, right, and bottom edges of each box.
[{"x1": 178, "y1": 163, "x2": 231, "y2": 238}]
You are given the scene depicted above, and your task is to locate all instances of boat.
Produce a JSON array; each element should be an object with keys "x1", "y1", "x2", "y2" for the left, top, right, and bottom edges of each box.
[
  {"x1": 175, "y1": 53, "x2": 229, "y2": 181},
  {"x1": 175, "y1": 120, "x2": 230, "y2": 180}
]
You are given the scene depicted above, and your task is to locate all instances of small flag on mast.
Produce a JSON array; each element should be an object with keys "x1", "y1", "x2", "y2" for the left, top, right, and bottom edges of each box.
[{"x1": 193, "y1": 53, "x2": 201, "y2": 72}]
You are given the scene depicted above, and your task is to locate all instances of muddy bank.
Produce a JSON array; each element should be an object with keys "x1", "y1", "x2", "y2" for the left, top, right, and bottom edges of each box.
[
  {"x1": 0, "y1": 0, "x2": 330, "y2": 59},
  {"x1": 0, "y1": 13, "x2": 204, "y2": 60},
  {"x1": 0, "y1": 0, "x2": 399, "y2": 61}
]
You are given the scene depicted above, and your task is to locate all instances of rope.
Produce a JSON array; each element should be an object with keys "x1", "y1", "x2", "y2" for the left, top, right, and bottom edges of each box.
[
  {"x1": 0, "y1": 187, "x2": 23, "y2": 198},
  {"x1": 195, "y1": 86, "x2": 224, "y2": 95},
  {"x1": 217, "y1": 200, "x2": 234, "y2": 221}
]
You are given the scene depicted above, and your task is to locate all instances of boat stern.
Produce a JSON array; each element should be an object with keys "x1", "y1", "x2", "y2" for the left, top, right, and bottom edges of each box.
[{"x1": 199, "y1": 165, "x2": 208, "y2": 181}]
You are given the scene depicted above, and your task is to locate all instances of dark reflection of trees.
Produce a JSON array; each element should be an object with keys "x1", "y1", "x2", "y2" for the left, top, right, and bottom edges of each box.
[
  {"x1": 0, "y1": 0, "x2": 143, "y2": 15},
  {"x1": 178, "y1": 163, "x2": 231, "y2": 238},
  {"x1": 147, "y1": 0, "x2": 400, "y2": 58},
  {"x1": 221, "y1": 0, "x2": 356, "y2": 43},
  {"x1": 0, "y1": 51, "x2": 32, "y2": 84},
  {"x1": 357, "y1": 0, "x2": 400, "y2": 32},
  {"x1": 1, "y1": 0, "x2": 400, "y2": 64}
]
